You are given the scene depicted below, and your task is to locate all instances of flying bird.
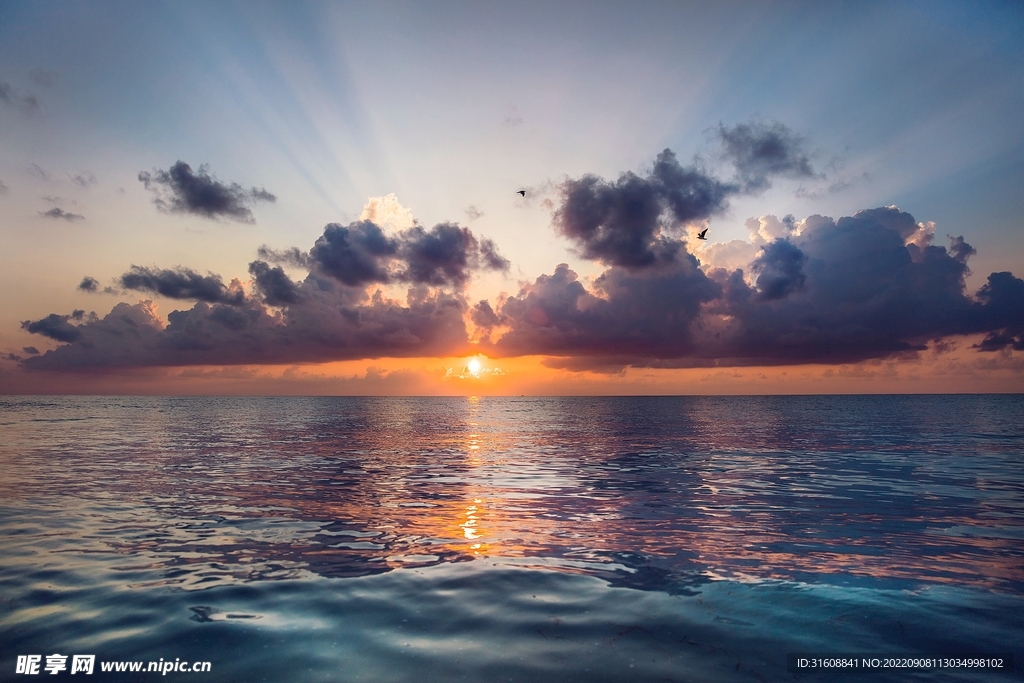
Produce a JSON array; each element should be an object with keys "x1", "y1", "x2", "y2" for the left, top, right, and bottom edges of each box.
[
  {"x1": 697, "y1": 228, "x2": 708, "y2": 240},
  {"x1": 517, "y1": 190, "x2": 526, "y2": 197}
]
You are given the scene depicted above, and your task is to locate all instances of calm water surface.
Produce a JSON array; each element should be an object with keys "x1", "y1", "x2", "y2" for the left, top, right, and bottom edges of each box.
[{"x1": 1, "y1": 395, "x2": 1022, "y2": 681}]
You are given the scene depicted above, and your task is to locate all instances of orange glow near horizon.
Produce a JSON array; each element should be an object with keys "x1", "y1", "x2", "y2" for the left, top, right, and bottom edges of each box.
[{"x1": 1, "y1": 334, "x2": 1021, "y2": 395}]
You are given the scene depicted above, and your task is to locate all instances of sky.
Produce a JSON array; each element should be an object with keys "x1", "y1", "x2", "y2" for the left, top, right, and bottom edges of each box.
[{"x1": 1, "y1": 0, "x2": 1022, "y2": 395}]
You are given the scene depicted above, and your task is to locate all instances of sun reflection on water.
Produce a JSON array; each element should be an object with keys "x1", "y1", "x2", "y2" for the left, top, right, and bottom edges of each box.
[{"x1": 1, "y1": 395, "x2": 1022, "y2": 592}]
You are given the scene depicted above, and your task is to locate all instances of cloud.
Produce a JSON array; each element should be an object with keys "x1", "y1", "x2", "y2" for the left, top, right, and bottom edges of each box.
[
  {"x1": 359, "y1": 194, "x2": 414, "y2": 231},
  {"x1": 248, "y1": 261, "x2": 300, "y2": 306},
  {"x1": 484, "y1": 206, "x2": 1024, "y2": 369},
  {"x1": 0, "y1": 179, "x2": 7, "y2": 195},
  {"x1": 554, "y1": 149, "x2": 735, "y2": 268},
  {"x1": 309, "y1": 221, "x2": 399, "y2": 287},
  {"x1": 21, "y1": 209, "x2": 511, "y2": 370},
  {"x1": 21, "y1": 313, "x2": 84, "y2": 343},
  {"x1": 22, "y1": 288, "x2": 472, "y2": 370},
  {"x1": 28, "y1": 164, "x2": 51, "y2": 181},
  {"x1": 465, "y1": 205, "x2": 484, "y2": 221},
  {"x1": 308, "y1": 220, "x2": 510, "y2": 288},
  {"x1": 118, "y1": 266, "x2": 247, "y2": 305},
  {"x1": 0, "y1": 81, "x2": 39, "y2": 113},
  {"x1": 15, "y1": 131, "x2": 1022, "y2": 376},
  {"x1": 749, "y1": 238, "x2": 806, "y2": 300},
  {"x1": 70, "y1": 171, "x2": 97, "y2": 188},
  {"x1": 257, "y1": 245, "x2": 311, "y2": 269},
  {"x1": 40, "y1": 207, "x2": 84, "y2": 221},
  {"x1": 22, "y1": 346, "x2": 39, "y2": 355},
  {"x1": 399, "y1": 223, "x2": 508, "y2": 286},
  {"x1": 138, "y1": 161, "x2": 275, "y2": 222},
  {"x1": 717, "y1": 121, "x2": 815, "y2": 192},
  {"x1": 480, "y1": 238, "x2": 510, "y2": 271},
  {"x1": 78, "y1": 276, "x2": 99, "y2": 292}
]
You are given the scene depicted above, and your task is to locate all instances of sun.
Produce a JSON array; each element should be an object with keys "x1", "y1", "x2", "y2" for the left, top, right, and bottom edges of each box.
[{"x1": 467, "y1": 358, "x2": 482, "y2": 377}]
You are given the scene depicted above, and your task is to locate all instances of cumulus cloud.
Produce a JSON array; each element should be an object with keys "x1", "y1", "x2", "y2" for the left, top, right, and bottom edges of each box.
[
  {"x1": 118, "y1": 266, "x2": 246, "y2": 305},
  {"x1": 554, "y1": 149, "x2": 735, "y2": 268},
  {"x1": 138, "y1": 161, "x2": 275, "y2": 222},
  {"x1": 717, "y1": 121, "x2": 815, "y2": 192},
  {"x1": 21, "y1": 207, "x2": 511, "y2": 370},
  {"x1": 16, "y1": 132, "x2": 1023, "y2": 376},
  {"x1": 749, "y1": 239, "x2": 806, "y2": 300},
  {"x1": 21, "y1": 313, "x2": 84, "y2": 343},
  {"x1": 482, "y1": 206, "x2": 1024, "y2": 369},
  {"x1": 22, "y1": 346, "x2": 39, "y2": 355},
  {"x1": 21, "y1": 289, "x2": 471, "y2": 370},
  {"x1": 40, "y1": 207, "x2": 84, "y2": 221},
  {"x1": 552, "y1": 130, "x2": 822, "y2": 271},
  {"x1": 21, "y1": 204, "x2": 1023, "y2": 373},
  {"x1": 78, "y1": 276, "x2": 99, "y2": 292},
  {"x1": 248, "y1": 261, "x2": 300, "y2": 306},
  {"x1": 359, "y1": 194, "x2": 415, "y2": 231},
  {"x1": 308, "y1": 220, "x2": 509, "y2": 288},
  {"x1": 309, "y1": 221, "x2": 398, "y2": 287}
]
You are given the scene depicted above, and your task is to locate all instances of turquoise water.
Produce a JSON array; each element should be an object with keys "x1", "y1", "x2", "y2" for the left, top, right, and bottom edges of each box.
[{"x1": 1, "y1": 396, "x2": 1021, "y2": 681}]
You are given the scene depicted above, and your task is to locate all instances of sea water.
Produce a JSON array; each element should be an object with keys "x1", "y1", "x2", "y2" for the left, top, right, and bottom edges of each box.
[{"x1": 0, "y1": 395, "x2": 1021, "y2": 681}]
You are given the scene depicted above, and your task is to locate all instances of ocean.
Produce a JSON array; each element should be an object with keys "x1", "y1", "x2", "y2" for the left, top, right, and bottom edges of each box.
[{"x1": 0, "y1": 395, "x2": 1021, "y2": 681}]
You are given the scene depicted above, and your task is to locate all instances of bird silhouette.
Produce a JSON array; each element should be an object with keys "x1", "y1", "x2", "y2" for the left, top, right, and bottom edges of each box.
[
  {"x1": 517, "y1": 190, "x2": 526, "y2": 197},
  {"x1": 697, "y1": 228, "x2": 708, "y2": 240}
]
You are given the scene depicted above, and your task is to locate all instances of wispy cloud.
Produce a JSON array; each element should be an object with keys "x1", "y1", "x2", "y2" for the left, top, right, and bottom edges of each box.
[
  {"x1": 40, "y1": 207, "x2": 84, "y2": 221},
  {"x1": 0, "y1": 81, "x2": 39, "y2": 114}
]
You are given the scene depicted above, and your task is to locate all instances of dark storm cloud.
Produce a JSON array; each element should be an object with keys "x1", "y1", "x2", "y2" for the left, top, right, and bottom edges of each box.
[
  {"x1": 78, "y1": 276, "x2": 99, "y2": 292},
  {"x1": 0, "y1": 81, "x2": 39, "y2": 113},
  {"x1": 484, "y1": 206, "x2": 1024, "y2": 368},
  {"x1": 40, "y1": 207, "x2": 84, "y2": 221},
  {"x1": 248, "y1": 261, "x2": 300, "y2": 306},
  {"x1": 119, "y1": 266, "x2": 246, "y2": 306},
  {"x1": 138, "y1": 161, "x2": 275, "y2": 222},
  {"x1": 717, "y1": 121, "x2": 815, "y2": 192}
]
